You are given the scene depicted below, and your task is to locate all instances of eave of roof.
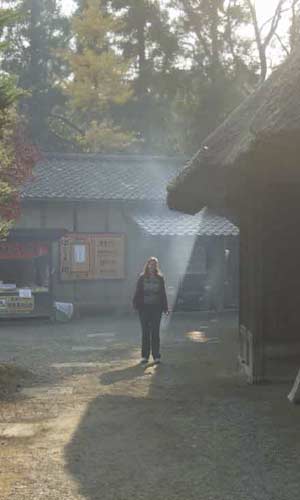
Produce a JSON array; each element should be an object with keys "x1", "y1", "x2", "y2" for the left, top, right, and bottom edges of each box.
[
  {"x1": 167, "y1": 49, "x2": 300, "y2": 214},
  {"x1": 6, "y1": 228, "x2": 67, "y2": 242},
  {"x1": 130, "y1": 207, "x2": 239, "y2": 237}
]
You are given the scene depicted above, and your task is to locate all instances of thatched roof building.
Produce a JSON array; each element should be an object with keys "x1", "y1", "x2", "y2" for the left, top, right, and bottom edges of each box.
[
  {"x1": 167, "y1": 49, "x2": 300, "y2": 383},
  {"x1": 167, "y1": 49, "x2": 300, "y2": 214}
]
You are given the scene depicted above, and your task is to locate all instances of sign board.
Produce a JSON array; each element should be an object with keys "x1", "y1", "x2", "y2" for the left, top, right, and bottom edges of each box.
[
  {"x1": 60, "y1": 233, "x2": 125, "y2": 281},
  {"x1": 19, "y1": 289, "x2": 32, "y2": 298},
  {"x1": 0, "y1": 242, "x2": 48, "y2": 260},
  {"x1": 0, "y1": 295, "x2": 35, "y2": 314}
]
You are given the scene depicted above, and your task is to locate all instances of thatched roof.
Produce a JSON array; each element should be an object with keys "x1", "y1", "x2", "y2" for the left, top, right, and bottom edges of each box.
[{"x1": 167, "y1": 49, "x2": 300, "y2": 214}]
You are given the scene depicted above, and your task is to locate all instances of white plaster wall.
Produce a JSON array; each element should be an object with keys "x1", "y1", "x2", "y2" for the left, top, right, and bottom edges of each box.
[
  {"x1": 17, "y1": 206, "x2": 42, "y2": 228},
  {"x1": 44, "y1": 205, "x2": 74, "y2": 230},
  {"x1": 76, "y1": 204, "x2": 106, "y2": 232}
]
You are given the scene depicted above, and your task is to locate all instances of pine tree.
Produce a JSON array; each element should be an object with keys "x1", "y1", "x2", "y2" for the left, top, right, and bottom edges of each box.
[
  {"x1": 98, "y1": 0, "x2": 180, "y2": 152},
  {"x1": 2, "y1": 0, "x2": 70, "y2": 149}
]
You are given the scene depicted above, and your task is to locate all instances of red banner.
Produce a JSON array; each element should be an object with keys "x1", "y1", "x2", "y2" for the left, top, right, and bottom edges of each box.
[{"x1": 0, "y1": 242, "x2": 48, "y2": 260}]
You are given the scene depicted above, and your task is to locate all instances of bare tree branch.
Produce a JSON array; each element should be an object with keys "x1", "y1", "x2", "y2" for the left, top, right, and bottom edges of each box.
[
  {"x1": 246, "y1": 0, "x2": 267, "y2": 83},
  {"x1": 259, "y1": 6, "x2": 290, "y2": 35},
  {"x1": 274, "y1": 32, "x2": 290, "y2": 56},
  {"x1": 49, "y1": 113, "x2": 84, "y2": 136},
  {"x1": 263, "y1": 0, "x2": 288, "y2": 49},
  {"x1": 246, "y1": 0, "x2": 289, "y2": 84}
]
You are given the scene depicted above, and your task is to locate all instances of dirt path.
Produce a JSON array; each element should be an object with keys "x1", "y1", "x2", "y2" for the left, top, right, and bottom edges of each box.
[{"x1": 0, "y1": 313, "x2": 300, "y2": 500}]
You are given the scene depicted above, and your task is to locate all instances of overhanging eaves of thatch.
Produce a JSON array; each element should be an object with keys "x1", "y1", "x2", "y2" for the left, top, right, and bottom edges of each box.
[{"x1": 167, "y1": 49, "x2": 300, "y2": 214}]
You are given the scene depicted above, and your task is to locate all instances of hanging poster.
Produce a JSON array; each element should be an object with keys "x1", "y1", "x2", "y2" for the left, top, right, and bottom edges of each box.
[
  {"x1": 19, "y1": 289, "x2": 32, "y2": 298},
  {"x1": 0, "y1": 295, "x2": 35, "y2": 314},
  {"x1": 73, "y1": 244, "x2": 86, "y2": 264},
  {"x1": 60, "y1": 233, "x2": 125, "y2": 281}
]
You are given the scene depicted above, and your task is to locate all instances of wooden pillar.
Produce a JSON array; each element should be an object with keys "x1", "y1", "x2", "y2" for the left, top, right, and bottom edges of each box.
[
  {"x1": 72, "y1": 205, "x2": 79, "y2": 310},
  {"x1": 206, "y1": 237, "x2": 225, "y2": 312},
  {"x1": 239, "y1": 206, "x2": 265, "y2": 383},
  {"x1": 214, "y1": 237, "x2": 226, "y2": 312},
  {"x1": 251, "y1": 205, "x2": 265, "y2": 382},
  {"x1": 48, "y1": 242, "x2": 55, "y2": 319}
]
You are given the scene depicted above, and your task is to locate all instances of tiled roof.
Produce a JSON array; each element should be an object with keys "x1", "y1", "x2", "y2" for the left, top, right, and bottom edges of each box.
[
  {"x1": 131, "y1": 207, "x2": 239, "y2": 236},
  {"x1": 22, "y1": 153, "x2": 184, "y2": 202}
]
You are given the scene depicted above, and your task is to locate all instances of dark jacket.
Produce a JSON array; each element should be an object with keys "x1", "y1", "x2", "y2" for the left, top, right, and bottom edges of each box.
[{"x1": 133, "y1": 274, "x2": 168, "y2": 312}]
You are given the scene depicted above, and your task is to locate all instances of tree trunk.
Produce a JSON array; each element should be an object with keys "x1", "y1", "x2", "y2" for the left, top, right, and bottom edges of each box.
[
  {"x1": 136, "y1": 5, "x2": 147, "y2": 99},
  {"x1": 28, "y1": 0, "x2": 42, "y2": 139},
  {"x1": 209, "y1": 1, "x2": 221, "y2": 85}
]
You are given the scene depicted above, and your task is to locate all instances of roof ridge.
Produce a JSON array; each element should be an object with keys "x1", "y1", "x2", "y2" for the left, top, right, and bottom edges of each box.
[{"x1": 43, "y1": 152, "x2": 187, "y2": 163}]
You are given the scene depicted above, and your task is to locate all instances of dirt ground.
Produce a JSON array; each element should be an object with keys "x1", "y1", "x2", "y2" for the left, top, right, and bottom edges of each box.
[{"x1": 0, "y1": 312, "x2": 300, "y2": 500}]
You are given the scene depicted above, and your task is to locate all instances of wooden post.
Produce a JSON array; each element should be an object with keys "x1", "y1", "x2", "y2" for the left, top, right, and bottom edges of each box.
[
  {"x1": 72, "y1": 205, "x2": 79, "y2": 316},
  {"x1": 251, "y1": 204, "x2": 265, "y2": 383},
  {"x1": 216, "y1": 237, "x2": 226, "y2": 312},
  {"x1": 239, "y1": 205, "x2": 265, "y2": 383},
  {"x1": 48, "y1": 242, "x2": 55, "y2": 320}
]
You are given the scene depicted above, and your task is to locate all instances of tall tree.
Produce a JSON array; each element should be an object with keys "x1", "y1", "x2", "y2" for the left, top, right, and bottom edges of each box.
[
  {"x1": 169, "y1": 0, "x2": 257, "y2": 152},
  {"x1": 62, "y1": 0, "x2": 133, "y2": 152},
  {"x1": 0, "y1": 6, "x2": 38, "y2": 236},
  {"x1": 2, "y1": 0, "x2": 70, "y2": 149},
  {"x1": 97, "y1": 0, "x2": 180, "y2": 152}
]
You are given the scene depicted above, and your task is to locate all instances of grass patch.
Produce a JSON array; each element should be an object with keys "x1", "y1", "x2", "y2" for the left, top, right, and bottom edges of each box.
[{"x1": 0, "y1": 364, "x2": 34, "y2": 399}]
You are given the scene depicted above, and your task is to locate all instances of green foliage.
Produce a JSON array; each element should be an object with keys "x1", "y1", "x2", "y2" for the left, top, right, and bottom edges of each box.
[
  {"x1": 99, "y1": 0, "x2": 180, "y2": 153},
  {"x1": 1, "y1": 0, "x2": 293, "y2": 156},
  {"x1": 0, "y1": 7, "x2": 19, "y2": 235},
  {"x1": 0, "y1": 7, "x2": 37, "y2": 236},
  {"x1": 88, "y1": 0, "x2": 256, "y2": 154},
  {"x1": 164, "y1": 0, "x2": 258, "y2": 152},
  {"x1": 0, "y1": 76, "x2": 22, "y2": 112},
  {"x1": 2, "y1": 0, "x2": 71, "y2": 149}
]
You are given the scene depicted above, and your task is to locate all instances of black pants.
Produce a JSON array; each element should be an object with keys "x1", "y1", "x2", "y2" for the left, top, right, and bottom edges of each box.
[{"x1": 139, "y1": 306, "x2": 162, "y2": 360}]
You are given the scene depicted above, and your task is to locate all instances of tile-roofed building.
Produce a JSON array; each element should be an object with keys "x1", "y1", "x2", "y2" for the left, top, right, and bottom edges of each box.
[
  {"x1": 15, "y1": 153, "x2": 239, "y2": 313},
  {"x1": 131, "y1": 207, "x2": 239, "y2": 237},
  {"x1": 23, "y1": 153, "x2": 183, "y2": 202}
]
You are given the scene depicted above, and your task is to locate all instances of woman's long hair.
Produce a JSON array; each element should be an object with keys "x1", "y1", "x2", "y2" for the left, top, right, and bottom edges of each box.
[{"x1": 142, "y1": 257, "x2": 162, "y2": 277}]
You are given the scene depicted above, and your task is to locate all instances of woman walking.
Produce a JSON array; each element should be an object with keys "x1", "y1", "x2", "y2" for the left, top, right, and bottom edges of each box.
[{"x1": 133, "y1": 257, "x2": 169, "y2": 365}]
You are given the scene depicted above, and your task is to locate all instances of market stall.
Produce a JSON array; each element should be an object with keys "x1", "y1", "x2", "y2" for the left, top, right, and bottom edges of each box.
[{"x1": 0, "y1": 229, "x2": 66, "y2": 318}]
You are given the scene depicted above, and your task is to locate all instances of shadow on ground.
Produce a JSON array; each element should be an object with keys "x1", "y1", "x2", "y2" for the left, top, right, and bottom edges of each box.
[
  {"x1": 100, "y1": 364, "x2": 145, "y2": 385},
  {"x1": 64, "y1": 315, "x2": 300, "y2": 500},
  {"x1": 0, "y1": 316, "x2": 138, "y2": 400}
]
